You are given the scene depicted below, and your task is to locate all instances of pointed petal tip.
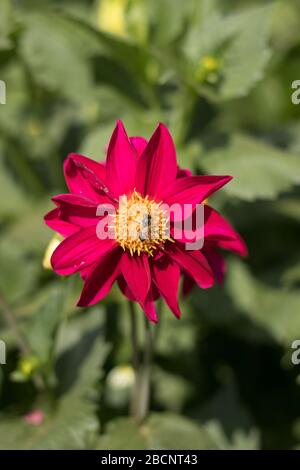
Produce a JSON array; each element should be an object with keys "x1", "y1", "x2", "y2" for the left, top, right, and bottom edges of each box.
[
  {"x1": 173, "y1": 309, "x2": 181, "y2": 319},
  {"x1": 64, "y1": 152, "x2": 78, "y2": 165},
  {"x1": 116, "y1": 118, "x2": 125, "y2": 127},
  {"x1": 115, "y1": 119, "x2": 127, "y2": 134},
  {"x1": 76, "y1": 298, "x2": 86, "y2": 308},
  {"x1": 240, "y1": 242, "x2": 249, "y2": 258},
  {"x1": 136, "y1": 121, "x2": 177, "y2": 197},
  {"x1": 157, "y1": 122, "x2": 172, "y2": 136},
  {"x1": 224, "y1": 175, "x2": 233, "y2": 184},
  {"x1": 157, "y1": 121, "x2": 168, "y2": 129},
  {"x1": 149, "y1": 315, "x2": 159, "y2": 324},
  {"x1": 77, "y1": 293, "x2": 92, "y2": 307},
  {"x1": 225, "y1": 175, "x2": 233, "y2": 181},
  {"x1": 215, "y1": 175, "x2": 233, "y2": 187},
  {"x1": 106, "y1": 119, "x2": 137, "y2": 197}
]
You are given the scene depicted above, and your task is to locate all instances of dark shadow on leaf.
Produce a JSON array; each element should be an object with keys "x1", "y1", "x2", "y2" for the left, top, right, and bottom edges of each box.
[{"x1": 55, "y1": 324, "x2": 104, "y2": 397}]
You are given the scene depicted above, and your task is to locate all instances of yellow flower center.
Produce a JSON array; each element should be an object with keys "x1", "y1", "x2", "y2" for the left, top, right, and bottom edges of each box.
[{"x1": 113, "y1": 190, "x2": 171, "y2": 257}]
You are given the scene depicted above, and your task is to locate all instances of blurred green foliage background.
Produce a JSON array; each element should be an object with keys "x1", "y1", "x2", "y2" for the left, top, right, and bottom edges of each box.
[{"x1": 0, "y1": 0, "x2": 300, "y2": 450}]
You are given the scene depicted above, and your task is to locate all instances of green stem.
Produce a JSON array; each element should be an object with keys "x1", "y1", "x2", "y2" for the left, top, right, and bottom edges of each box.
[
  {"x1": 128, "y1": 301, "x2": 152, "y2": 424},
  {"x1": 138, "y1": 315, "x2": 152, "y2": 422}
]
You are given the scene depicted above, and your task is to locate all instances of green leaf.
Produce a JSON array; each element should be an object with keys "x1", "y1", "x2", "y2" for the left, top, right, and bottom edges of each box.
[
  {"x1": 146, "y1": 413, "x2": 214, "y2": 450},
  {"x1": 97, "y1": 418, "x2": 147, "y2": 450},
  {"x1": 226, "y1": 259, "x2": 300, "y2": 346},
  {"x1": 147, "y1": 0, "x2": 192, "y2": 46},
  {"x1": 155, "y1": 301, "x2": 197, "y2": 356},
  {"x1": 54, "y1": 307, "x2": 109, "y2": 396},
  {"x1": 20, "y1": 13, "x2": 93, "y2": 102},
  {"x1": 183, "y1": 4, "x2": 273, "y2": 99},
  {"x1": 220, "y1": 6, "x2": 273, "y2": 100},
  {"x1": 205, "y1": 421, "x2": 260, "y2": 450},
  {"x1": 200, "y1": 134, "x2": 300, "y2": 201},
  {"x1": 5, "y1": 199, "x2": 51, "y2": 253},
  {"x1": 97, "y1": 413, "x2": 213, "y2": 450},
  {"x1": 0, "y1": 0, "x2": 15, "y2": 49},
  {"x1": 282, "y1": 261, "x2": 300, "y2": 287},
  {"x1": 196, "y1": 378, "x2": 259, "y2": 449},
  {"x1": 153, "y1": 367, "x2": 193, "y2": 412},
  {"x1": 0, "y1": 309, "x2": 109, "y2": 449},
  {"x1": 61, "y1": 12, "x2": 151, "y2": 85},
  {"x1": 0, "y1": 151, "x2": 29, "y2": 218},
  {"x1": 25, "y1": 286, "x2": 66, "y2": 363},
  {"x1": 0, "y1": 238, "x2": 39, "y2": 305}
]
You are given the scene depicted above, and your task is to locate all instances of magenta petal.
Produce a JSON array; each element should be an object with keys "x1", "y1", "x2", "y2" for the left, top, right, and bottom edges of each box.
[
  {"x1": 217, "y1": 238, "x2": 248, "y2": 257},
  {"x1": 79, "y1": 263, "x2": 96, "y2": 281},
  {"x1": 141, "y1": 294, "x2": 158, "y2": 323},
  {"x1": 118, "y1": 275, "x2": 136, "y2": 301},
  {"x1": 172, "y1": 204, "x2": 239, "y2": 245},
  {"x1": 77, "y1": 248, "x2": 121, "y2": 306},
  {"x1": 174, "y1": 205, "x2": 248, "y2": 256},
  {"x1": 64, "y1": 153, "x2": 108, "y2": 200},
  {"x1": 118, "y1": 276, "x2": 160, "y2": 304},
  {"x1": 204, "y1": 206, "x2": 248, "y2": 256},
  {"x1": 182, "y1": 275, "x2": 195, "y2": 297},
  {"x1": 168, "y1": 244, "x2": 214, "y2": 289},
  {"x1": 177, "y1": 166, "x2": 193, "y2": 178},
  {"x1": 52, "y1": 194, "x2": 100, "y2": 207},
  {"x1": 51, "y1": 225, "x2": 117, "y2": 275},
  {"x1": 130, "y1": 136, "x2": 148, "y2": 157},
  {"x1": 44, "y1": 208, "x2": 79, "y2": 237},
  {"x1": 52, "y1": 193, "x2": 112, "y2": 228},
  {"x1": 136, "y1": 123, "x2": 177, "y2": 198},
  {"x1": 203, "y1": 247, "x2": 226, "y2": 284},
  {"x1": 121, "y1": 253, "x2": 151, "y2": 302},
  {"x1": 153, "y1": 257, "x2": 181, "y2": 318},
  {"x1": 162, "y1": 175, "x2": 232, "y2": 212},
  {"x1": 106, "y1": 120, "x2": 137, "y2": 197}
]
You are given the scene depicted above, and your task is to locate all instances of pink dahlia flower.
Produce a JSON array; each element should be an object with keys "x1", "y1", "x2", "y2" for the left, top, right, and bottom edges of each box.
[{"x1": 44, "y1": 121, "x2": 247, "y2": 322}]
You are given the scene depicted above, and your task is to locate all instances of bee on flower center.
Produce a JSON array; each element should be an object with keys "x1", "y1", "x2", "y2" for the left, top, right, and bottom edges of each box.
[{"x1": 113, "y1": 190, "x2": 172, "y2": 256}]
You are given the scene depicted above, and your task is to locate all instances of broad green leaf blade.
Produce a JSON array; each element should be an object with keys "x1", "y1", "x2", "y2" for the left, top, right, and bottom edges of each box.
[
  {"x1": 220, "y1": 6, "x2": 273, "y2": 99},
  {"x1": 147, "y1": 413, "x2": 214, "y2": 450},
  {"x1": 197, "y1": 380, "x2": 260, "y2": 450},
  {"x1": 19, "y1": 13, "x2": 93, "y2": 103},
  {"x1": 25, "y1": 286, "x2": 66, "y2": 363},
  {"x1": 0, "y1": 152, "x2": 29, "y2": 218},
  {"x1": 97, "y1": 413, "x2": 213, "y2": 450},
  {"x1": 226, "y1": 259, "x2": 300, "y2": 346},
  {"x1": 200, "y1": 134, "x2": 300, "y2": 201},
  {"x1": 0, "y1": 239, "x2": 39, "y2": 305},
  {"x1": 97, "y1": 418, "x2": 147, "y2": 450},
  {"x1": 183, "y1": 4, "x2": 274, "y2": 100},
  {"x1": 0, "y1": 310, "x2": 109, "y2": 449}
]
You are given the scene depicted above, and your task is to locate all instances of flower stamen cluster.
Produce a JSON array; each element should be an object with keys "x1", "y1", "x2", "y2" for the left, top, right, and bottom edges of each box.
[{"x1": 113, "y1": 190, "x2": 172, "y2": 256}]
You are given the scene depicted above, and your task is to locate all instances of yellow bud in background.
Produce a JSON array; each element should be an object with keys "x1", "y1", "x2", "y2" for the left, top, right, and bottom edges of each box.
[
  {"x1": 97, "y1": 0, "x2": 128, "y2": 37},
  {"x1": 43, "y1": 233, "x2": 63, "y2": 270},
  {"x1": 201, "y1": 56, "x2": 219, "y2": 73},
  {"x1": 195, "y1": 55, "x2": 220, "y2": 84},
  {"x1": 18, "y1": 355, "x2": 40, "y2": 378},
  {"x1": 26, "y1": 119, "x2": 42, "y2": 137}
]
